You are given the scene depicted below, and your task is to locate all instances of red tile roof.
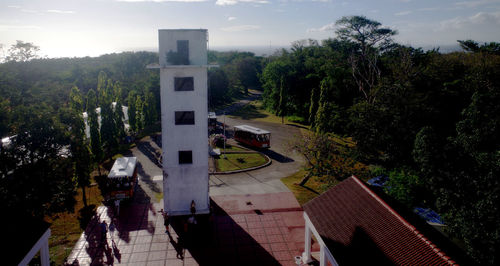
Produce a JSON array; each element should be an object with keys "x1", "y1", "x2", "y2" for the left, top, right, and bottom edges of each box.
[{"x1": 303, "y1": 176, "x2": 457, "y2": 265}]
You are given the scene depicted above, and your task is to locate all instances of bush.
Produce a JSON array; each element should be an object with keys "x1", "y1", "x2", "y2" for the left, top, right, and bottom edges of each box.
[
  {"x1": 385, "y1": 168, "x2": 423, "y2": 208},
  {"x1": 211, "y1": 134, "x2": 226, "y2": 148},
  {"x1": 287, "y1": 115, "x2": 307, "y2": 124}
]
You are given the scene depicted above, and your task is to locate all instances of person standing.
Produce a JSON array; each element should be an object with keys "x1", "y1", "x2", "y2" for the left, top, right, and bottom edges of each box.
[
  {"x1": 114, "y1": 199, "x2": 120, "y2": 216},
  {"x1": 100, "y1": 221, "x2": 108, "y2": 245},
  {"x1": 160, "y1": 209, "x2": 170, "y2": 235},
  {"x1": 190, "y1": 200, "x2": 196, "y2": 215},
  {"x1": 109, "y1": 218, "x2": 116, "y2": 241}
]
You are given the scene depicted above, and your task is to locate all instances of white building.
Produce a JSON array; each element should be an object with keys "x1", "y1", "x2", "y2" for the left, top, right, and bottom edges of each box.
[{"x1": 157, "y1": 29, "x2": 210, "y2": 215}]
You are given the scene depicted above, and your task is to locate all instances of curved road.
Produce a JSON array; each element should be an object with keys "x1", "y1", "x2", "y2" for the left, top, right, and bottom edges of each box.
[
  {"x1": 131, "y1": 92, "x2": 305, "y2": 198},
  {"x1": 209, "y1": 115, "x2": 304, "y2": 195}
]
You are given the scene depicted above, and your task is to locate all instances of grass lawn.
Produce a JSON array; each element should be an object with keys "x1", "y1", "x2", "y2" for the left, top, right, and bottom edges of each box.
[
  {"x1": 46, "y1": 183, "x2": 103, "y2": 265},
  {"x1": 216, "y1": 152, "x2": 268, "y2": 172},
  {"x1": 281, "y1": 170, "x2": 340, "y2": 205},
  {"x1": 229, "y1": 100, "x2": 309, "y2": 127},
  {"x1": 213, "y1": 143, "x2": 246, "y2": 152}
]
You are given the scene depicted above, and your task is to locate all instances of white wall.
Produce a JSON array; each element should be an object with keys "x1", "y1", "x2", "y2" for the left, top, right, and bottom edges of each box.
[
  {"x1": 158, "y1": 29, "x2": 208, "y2": 66},
  {"x1": 159, "y1": 29, "x2": 209, "y2": 215}
]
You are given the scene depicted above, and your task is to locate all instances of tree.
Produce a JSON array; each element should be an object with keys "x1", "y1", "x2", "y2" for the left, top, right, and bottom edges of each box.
[
  {"x1": 86, "y1": 89, "x2": 103, "y2": 173},
  {"x1": 384, "y1": 168, "x2": 423, "y2": 208},
  {"x1": 291, "y1": 132, "x2": 367, "y2": 187},
  {"x1": 458, "y1": 39, "x2": 500, "y2": 55},
  {"x1": 445, "y1": 87, "x2": 500, "y2": 265},
  {"x1": 235, "y1": 56, "x2": 261, "y2": 93},
  {"x1": 135, "y1": 95, "x2": 144, "y2": 131},
  {"x1": 308, "y1": 86, "x2": 318, "y2": 127},
  {"x1": 127, "y1": 90, "x2": 138, "y2": 133},
  {"x1": 261, "y1": 57, "x2": 292, "y2": 111},
  {"x1": 96, "y1": 71, "x2": 108, "y2": 107},
  {"x1": 0, "y1": 97, "x2": 10, "y2": 137},
  {"x1": 5, "y1": 40, "x2": 40, "y2": 62},
  {"x1": 100, "y1": 80, "x2": 117, "y2": 152},
  {"x1": 113, "y1": 82, "x2": 126, "y2": 139},
  {"x1": 208, "y1": 68, "x2": 230, "y2": 108},
  {"x1": 143, "y1": 90, "x2": 157, "y2": 127},
  {"x1": 68, "y1": 86, "x2": 92, "y2": 207},
  {"x1": 277, "y1": 77, "x2": 287, "y2": 124},
  {"x1": 0, "y1": 106, "x2": 75, "y2": 219},
  {"x1": 335, "y1": 16, "x2": 397, "y2": 103}
]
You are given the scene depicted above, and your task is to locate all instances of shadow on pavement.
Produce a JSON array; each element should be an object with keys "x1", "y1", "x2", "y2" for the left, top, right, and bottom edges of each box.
[
  {"x1": 285, "y1": 123, "x2": 309, "y2": 130},
  {"x1": 137, "y1": 141, "x2": 162, "y2": 169},
  {"x1": 136, "y1": 161, "x2": 162, "y2": 194},
  {"x1": 151, "y1": 133, "x2": 162, "y2": 149},
  {"x1": 261, "y1": 149, "x2": 294, "y2": 163},
  {"x1": 67, "y1": 185, "x2": 160, "y2": 265},
  {"x1": 168, "y1": 199, "x2": 281, "y2": 265}
]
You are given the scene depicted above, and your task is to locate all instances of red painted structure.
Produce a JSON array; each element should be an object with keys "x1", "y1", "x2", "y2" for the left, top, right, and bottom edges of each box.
[
  {"x1": 303, "y1": 176, "x2": 458, "y2": 265},
  {"x1": 234, "y1": 125, "x2": 271, "y2": 149},
  {"x1": 107, "y1": 157, "x2": 138, "y2": 200}
]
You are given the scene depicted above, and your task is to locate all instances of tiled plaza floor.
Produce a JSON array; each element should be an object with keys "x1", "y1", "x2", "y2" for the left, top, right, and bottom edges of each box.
[{"x1": 65, "y1": 192, "x2": 319, "y2": 265}]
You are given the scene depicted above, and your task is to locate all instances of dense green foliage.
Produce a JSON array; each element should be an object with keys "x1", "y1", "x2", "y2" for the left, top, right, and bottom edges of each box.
[
  {"x1": 208, "y1": 50, "x2": 264, "y2": 108},
  {"x1": 68, "y1": 87, "x2": 92, "y2": 207},
  {"x1": 0, "y1": 107, "x2": 75, "y2": 218},
  {"x1": 262, "y1": 16, "x2": 499, "y2": 265}
]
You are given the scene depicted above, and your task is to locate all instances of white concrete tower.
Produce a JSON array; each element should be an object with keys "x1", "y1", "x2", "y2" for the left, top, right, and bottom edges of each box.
[{"x1": 158, "y1": 29, "x2": 209, "y2": 215}]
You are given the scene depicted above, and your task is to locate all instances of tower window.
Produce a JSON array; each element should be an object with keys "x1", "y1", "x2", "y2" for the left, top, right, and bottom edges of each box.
[
  {"x1": 174, "y1": 77, "x2": 194, "y2": 91},
  {"x1": 175, "y1": 111, "x2": 195, "y2": 125},
  {"x1": 179, "y1": 150, "x2": 192, "y2": 164}
]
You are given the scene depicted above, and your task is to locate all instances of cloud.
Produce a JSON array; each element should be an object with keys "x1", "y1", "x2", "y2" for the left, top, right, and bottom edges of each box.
[
  {"x1": 7, "y1": 5, "x2": 21, "y2": 8},
  {"x1": 215, "y1": 0, "x2": 269, "y2": 6},
  {"x1": 395, "y1": 11, "x2": 412, "y2": 16},
  {"x1": 418, "y1": 7, "x2": 439, "y2": 12},
  {"x1": 455, "y1": 0, "x2": 500, "y2": 8},
  {"x1": 220, "y1": 25, "x2": 261, "y2": 32},
  {"x1": 0, "y1": 25, "x2": 41, "y2": 31},
  {"x1": 228, "y1": 16, "x2": 237, "y2": 21},
  {"x1": 438, "y1": 11, "x2": 500, "y2": 30},
  {"x1": 47, "y1": 9, "x2": 75, "y2": 14},
  {"x1": 21, "y1": 9, "x2": 39, "y2": 13},
  {"x1": 307, "y1": 22, "x2": 335, "y2": 32},
  {"x1": 116, "y1": 0, "x2": 208, "y2": 2}
]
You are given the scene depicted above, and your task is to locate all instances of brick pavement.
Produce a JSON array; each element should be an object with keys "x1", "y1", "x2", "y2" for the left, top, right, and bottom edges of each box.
[{"x1": 66, "y1": 192, "x2": 319, "y2": 265}]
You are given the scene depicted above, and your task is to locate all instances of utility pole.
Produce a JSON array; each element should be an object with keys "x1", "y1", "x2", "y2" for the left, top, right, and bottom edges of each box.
[{"x1": 223, "y1": 111, "x2": 227, "y2": 159}]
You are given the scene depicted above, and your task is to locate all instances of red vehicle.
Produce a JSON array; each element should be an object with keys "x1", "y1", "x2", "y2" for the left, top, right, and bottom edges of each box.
[
  {"x1": 107, "y1": 157, "x2": 138, "y2": 200},
  {"x1": 234, "y1": 125, "x2": 271, "y2": 148}
]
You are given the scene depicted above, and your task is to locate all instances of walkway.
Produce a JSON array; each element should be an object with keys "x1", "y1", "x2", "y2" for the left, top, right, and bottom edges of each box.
[{"x1": 65, "y1": 192, "x2": 318, "y2": 265}]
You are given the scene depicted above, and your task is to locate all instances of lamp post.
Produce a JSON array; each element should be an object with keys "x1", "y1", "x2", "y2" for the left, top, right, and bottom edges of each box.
[{"x1": 223, "y1": 111, "x2": 227, "y2": 159}]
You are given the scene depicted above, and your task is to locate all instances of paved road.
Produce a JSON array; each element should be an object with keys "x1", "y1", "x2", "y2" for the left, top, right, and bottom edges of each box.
[
  {"x1": 209, "y1": 116, "x2": 304, "y2": 195},
  {"x1": 130, "y1": 135, "x2": 164, "y2": 203},
  {"x1": 131, "y1": 92, "x2": 305, "y2": 198},
  {"x1": 212, "y1": 91, "x2": 306, "y2": 195}
]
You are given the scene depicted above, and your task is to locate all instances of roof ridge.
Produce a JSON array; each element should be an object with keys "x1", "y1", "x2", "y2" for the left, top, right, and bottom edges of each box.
[{"x1": 350, "y1": 176, "x2": 457, "y2": 265}]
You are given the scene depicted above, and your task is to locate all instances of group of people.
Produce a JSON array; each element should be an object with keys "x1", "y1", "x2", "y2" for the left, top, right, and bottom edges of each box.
[
  {"x1": 96, "y1": 200, "x2": 198, "y2": 261},
  {"x1": 159, "y1": 200, "x2": 198, "y2": 259},
  {"x1": 99, "y1": 218, "x2": 117, "y2": 245},
  {"x1": 160, "y1": 200, "x2": 198, "y2": 238}
]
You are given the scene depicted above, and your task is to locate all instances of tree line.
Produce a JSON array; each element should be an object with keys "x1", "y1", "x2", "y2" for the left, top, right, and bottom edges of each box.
[{"x1": 261, "y1": 16, "x2": 499, "y2": 265}]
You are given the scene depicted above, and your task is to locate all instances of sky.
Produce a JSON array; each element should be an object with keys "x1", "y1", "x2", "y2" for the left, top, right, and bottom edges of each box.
[{"x1": 1, "y1": 0, "x2": 499, "y2": 58}]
